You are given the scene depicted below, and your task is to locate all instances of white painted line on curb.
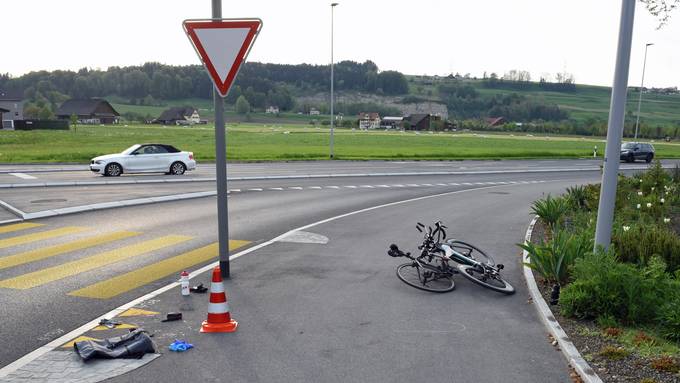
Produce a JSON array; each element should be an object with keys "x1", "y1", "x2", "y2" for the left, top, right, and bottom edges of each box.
[
  {"x1": 522, "y1": 217, "x2": 603, "y2": 383},
  {"x1": 0, "y1": 182, "x2": 551, "y2": 378}
]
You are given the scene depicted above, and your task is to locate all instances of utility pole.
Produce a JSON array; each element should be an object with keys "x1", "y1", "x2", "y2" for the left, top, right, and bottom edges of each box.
[
  {"x1": 594, "y1": 0, "x2": 636, "y2": 250},
  {"x1": 634, "y1": 43, "x2": 653, "y2": 139},
  {"x1": 212, "y1": 0, "x2": 230, "y2": 278},
  {"x1": 330, "y1": 2, "x2": 338, "y2": 158}
]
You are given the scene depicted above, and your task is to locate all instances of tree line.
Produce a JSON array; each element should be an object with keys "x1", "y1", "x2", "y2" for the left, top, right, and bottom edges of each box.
[{"x1": 0, "y1": 60, "x2": 409, "y2": 119}]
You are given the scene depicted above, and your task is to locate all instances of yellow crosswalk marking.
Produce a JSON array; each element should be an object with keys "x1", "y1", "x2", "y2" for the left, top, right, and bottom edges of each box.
[
  {"x1": 119, "y1": 308, "x2": 159, "y2": 317},
  {"x1": 70, "y1": 240, "x2": 250, "y2": 299},
  {"x1": 0, "y1": 226, "x2": 87, "y2": 249},
  {"x1": 62, "y1": 336, "x2": 99, "y2": 348},
  {"x1": 0, "y1": 231, "x2": 141, "y2": 270},
  {"x1": 0, "y1": 235, "x2": 191, "y2": 289},
  {"x1": 0, "y1": 222, "x2": 44, "y2": 234}
]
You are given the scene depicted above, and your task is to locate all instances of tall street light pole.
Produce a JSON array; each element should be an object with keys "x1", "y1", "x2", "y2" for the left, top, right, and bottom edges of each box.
[
  {"x1": 594, "y1": 0, "x2": 636, "y2": 251},
  {"x1": 330, "y1": 2, "x2": 338, "y2": 159},
  {"x1": 634, "y1": 42, "x2": 653, "y2": 140}
]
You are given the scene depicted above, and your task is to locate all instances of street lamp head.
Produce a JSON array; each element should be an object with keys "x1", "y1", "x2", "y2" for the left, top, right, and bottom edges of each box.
[
  {"x1": 646, "y1": 43, "x2": 654, "y2": 47},
  {"x1": 331, "y1": 2, "x2": 338, "y2": 6}
]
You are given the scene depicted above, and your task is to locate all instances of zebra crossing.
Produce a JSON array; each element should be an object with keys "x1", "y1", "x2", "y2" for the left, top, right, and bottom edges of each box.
[{"x1": 0, "y1": 222, "x2": 249, "y2": 299}]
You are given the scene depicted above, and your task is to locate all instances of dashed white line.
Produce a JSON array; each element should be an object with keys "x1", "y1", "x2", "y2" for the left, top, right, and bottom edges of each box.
[
  {"x1": 436, "y1": 183, "x2": 447, "y2": 186},
  {"x1": 8, "y1": 173, "x2": 37, "y2": 180},
  {"x1": 344, "y1": 185, "x2": 357, "y2": 189},
  {"x1": 392, "y1": 184, "x2": 405, "y2": 187},
  {"x1": 376, "y1": 185, "x2": 391, "y2": 188},
  {"x1": 448, "y1": 183, "x2": 460, "y2": 186},
  {"x1": 325, "y1": 186, "x2": 340, "y2": 189},
  {"x1": 406, "y1": 184, "x2": 420, "y2": 187},
  {"x1": 289, "y1": 186, "x2": 303, "y2": 190},
  {"x1": 269, "y1": 187, "x2": 284, "y2": 191},
  {"x1": 359, "y1": 185, "x2": 374, "y2": 188},
  {"x1": 248, "y1": 188, "x2": 263, "y2": 191},
  {"x1": 308, "y1": 186, "x2": 322, "y2": 189},
  {"x1": 229, "y1": 189, "x2": 241, "y2": 192}
]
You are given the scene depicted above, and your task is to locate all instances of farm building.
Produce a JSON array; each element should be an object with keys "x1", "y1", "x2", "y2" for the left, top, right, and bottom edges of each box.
[
  {"x1": 380, "y1": 116, "x2": 403, "y2": 129},
  {"x1": 405, "y1": 114, "x2": 431, "y2": 130},
  {"x1": 56, "y1": 99, "x2": 120, "y2": 124},
  {"x1": 358, "y1": 112, "x2": 380, "y2": 130},
  {"x1": 0, "y1": 90, "x2": 24, "y2": 129},
  {"x1": 156, "y1": 107, "x2": 200, "y2": 125}
]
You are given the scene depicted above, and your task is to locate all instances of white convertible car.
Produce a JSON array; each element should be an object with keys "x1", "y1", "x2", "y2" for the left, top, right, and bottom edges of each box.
[{"x1": 90, "y1": 144, "x2": 196, "y2": 176}]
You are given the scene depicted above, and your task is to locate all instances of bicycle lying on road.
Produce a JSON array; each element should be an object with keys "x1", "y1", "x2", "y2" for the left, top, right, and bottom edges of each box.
[{"x1": 387, "y1": 221, "x2": 515, "y2": 294}]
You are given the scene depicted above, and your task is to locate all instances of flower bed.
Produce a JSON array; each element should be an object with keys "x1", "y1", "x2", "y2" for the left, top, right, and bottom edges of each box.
[{"x1": 525, "y1": 161, "x2": 680, "y2": 383}]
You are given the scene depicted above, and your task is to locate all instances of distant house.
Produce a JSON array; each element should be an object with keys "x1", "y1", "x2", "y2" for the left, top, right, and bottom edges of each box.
[
  {"x1": 405, "y1": 113, "x2": 431, "y2": 131},
  {"x1": 0, "y1": 90, "x2": 24, "y2": 129},
  {"x1": 358, "y1": 112, "x2": 381, "y2": 130},
  {"x1": 156, "y1": 106, "x2": 200, "y2": 125},
  {"x1": 485, "y1": 117, "x2": 505, "y2": 127},
  {"x1": 266, "y1": 106, "x2": 280, "y2": 114},
  {"x1": 381, "y1": 116, "x2": 403, "y2": 129},
  {"x1": 56, "y1": 99, "x2": 120, "y2": 124},
  {"x1": 0, "y1": 107, "x2": 9, "y2": 129},
  {"x1": 309, "y1": 108, "x2": 320, "y2": 115}
]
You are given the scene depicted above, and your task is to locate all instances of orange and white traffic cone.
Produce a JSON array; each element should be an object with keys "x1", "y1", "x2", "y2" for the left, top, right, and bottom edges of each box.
[{"x1": 200, "y1": 266, "x2": 238, "y2": 333}]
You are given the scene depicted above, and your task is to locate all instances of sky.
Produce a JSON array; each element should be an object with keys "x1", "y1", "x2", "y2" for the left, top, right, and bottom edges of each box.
[{"x1": 2, "y1": 0, "x2": 680, "y2": 88}]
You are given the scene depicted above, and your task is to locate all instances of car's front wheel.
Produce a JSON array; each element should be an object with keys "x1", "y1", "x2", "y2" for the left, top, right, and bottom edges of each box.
[
  {"x1": 645, "y1": 154, "x2": 653, "y2": 163},
  {"x1": 104, "y1": 163, "x2": 123, "y2": 177},
  {"x1": 170, "y1": 161, "x2": 186, "y2": 175}
]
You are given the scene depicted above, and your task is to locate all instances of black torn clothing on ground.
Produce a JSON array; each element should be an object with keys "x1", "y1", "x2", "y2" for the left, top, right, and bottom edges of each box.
[
  {"x1": 98, "y1": 318, "x2": 122, "y2": 329},
  {"x1": 74, "y1": 329, "x2": 157, "y2": 362}
]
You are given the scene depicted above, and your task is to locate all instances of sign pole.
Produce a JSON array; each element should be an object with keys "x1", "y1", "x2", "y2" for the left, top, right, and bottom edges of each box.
[
  {"x1": 594, "y1": 0, "x2": 635, "y2": 251},
  {"x1": 211, "y1": 0, "x2": 230, "y2": 279}
]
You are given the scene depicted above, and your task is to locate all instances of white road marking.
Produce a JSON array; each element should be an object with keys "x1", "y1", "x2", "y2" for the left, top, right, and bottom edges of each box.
[
  {"x1": 308, "y1": 186, "x2": 322, "y2": 189},
  {"x1": 421, "y1": 183, "x2": 433, "y2": 186},
  {"x1": 462, "y1": 182, "x2": 473, "y2": 185},
  {"x1": 248, "y1": 188, "x2": 263, "y2": 191},
  {"x1": 448, "y1": 183, "x2": 460, "y2": 186},
  {"x1": 269, "y1": 187, "x2": 284, "y2": 191},
  {"x1": 278, "y1": 231, "x2": 329, "y2": 244},
  {"x1": 344, "y1": 185, "x2": 357, "y2": 189},
  {"x1": 436, "y1": 183, "x2": 447, "y2": 186},
  {"x1": 406, "y1": 184, "x2": 420, "y2": 187},
  {"x1": 325, "y1": 186, "x2": 340, "y2": 189},
  {"x1": 8, "y1": 173, "x2": 37, "y2": 180},
  {"x1": 392, "y1": 184, "x2": 405, "y2": 187},
  {"x1": 229, "y1": 189, "x2": 241, "y2": 192},
  {"x1": 359, "y1": 185, "x2": 374, "y2": 188},
  {"x1": 289, "y1": 186, "x2": 303, "y2": 190},
  {"x1": 376, "y1": 185, "x2": 391, "y2": 188}
]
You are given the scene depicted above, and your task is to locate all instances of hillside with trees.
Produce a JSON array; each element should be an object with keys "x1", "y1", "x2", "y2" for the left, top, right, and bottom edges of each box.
[{"x1": 2, "y1": 61, "x2": 680, "y2": 139}]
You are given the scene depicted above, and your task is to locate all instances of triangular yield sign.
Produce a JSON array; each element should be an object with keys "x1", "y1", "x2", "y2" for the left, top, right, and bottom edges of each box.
[{"x1": 183, "y1": 19, "x2": 262, "y2": 97}]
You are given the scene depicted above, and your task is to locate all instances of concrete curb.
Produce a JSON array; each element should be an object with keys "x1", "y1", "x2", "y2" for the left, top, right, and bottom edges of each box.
[
  {"x1": 522, "y1": 216, "x2": 603, "y2": 383},
  {"x1": 3, "y1": 191, "x2": 217, "y2": 222}
]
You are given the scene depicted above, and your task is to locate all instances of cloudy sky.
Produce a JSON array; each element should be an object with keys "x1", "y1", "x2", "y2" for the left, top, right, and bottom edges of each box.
[{"x1": 3, "y1": 0, "x2": 679, "y2": 88}]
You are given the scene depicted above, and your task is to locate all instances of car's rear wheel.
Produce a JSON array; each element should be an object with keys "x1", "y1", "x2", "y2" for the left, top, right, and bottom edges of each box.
[
  {"x1": 645, "y1": 154, "x2": 653, "y2": 163},
  {"x1": 104, "y1": 163, "x2": 122, "y2": 177},
  {"x1": 627, "y1": 153, "x2": 635, "y2": 163},
  {"x1": 170, "y1": 162, "x2": 186, "y2": 175}
]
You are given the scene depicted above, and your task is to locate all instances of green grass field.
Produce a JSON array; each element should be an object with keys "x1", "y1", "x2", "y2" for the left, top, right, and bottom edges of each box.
[{"x1": 2, "y1": 124, "x2": 680, "y2": 163}]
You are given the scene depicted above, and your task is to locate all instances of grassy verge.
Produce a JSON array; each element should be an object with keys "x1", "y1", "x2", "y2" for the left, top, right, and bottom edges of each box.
[{"x1": 1, "y1": 124, "x2": 680, "y2": 163}]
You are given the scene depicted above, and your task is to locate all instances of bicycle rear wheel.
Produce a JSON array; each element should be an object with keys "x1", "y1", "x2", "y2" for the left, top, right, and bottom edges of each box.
[
  {"x1": 396, "y1": 263, "x2": 455, "y2": 293},
  {"x1": 457, "y1": 264, "x2": 515, "y2": 295}
]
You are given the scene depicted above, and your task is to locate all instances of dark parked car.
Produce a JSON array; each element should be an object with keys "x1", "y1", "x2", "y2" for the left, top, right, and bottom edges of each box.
[{"x1": 620, "y1": 142, "x2": 655, "y2": 163}]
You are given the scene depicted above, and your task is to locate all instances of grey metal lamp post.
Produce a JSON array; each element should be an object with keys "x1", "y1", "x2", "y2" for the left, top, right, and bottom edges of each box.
[
  {"x1": 330, "y1": 2, "x2": 338, "y2": 159},
  {"x1": 634, "y1": 42, "x2": 654, "y2": 140}
]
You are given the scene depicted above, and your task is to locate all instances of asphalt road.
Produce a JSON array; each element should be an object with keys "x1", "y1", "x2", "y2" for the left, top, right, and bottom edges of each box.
[{"x1": 0, "y1": 159, "x2": 674, "y2": 380}]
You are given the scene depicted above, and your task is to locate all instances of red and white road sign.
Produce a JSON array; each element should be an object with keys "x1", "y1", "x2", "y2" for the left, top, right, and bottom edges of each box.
[{"x1": 183, "y1": 19, "x2": 262, "y2": 98}]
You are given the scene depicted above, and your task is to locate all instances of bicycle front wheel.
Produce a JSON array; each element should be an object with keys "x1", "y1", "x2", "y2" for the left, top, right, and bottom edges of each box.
[
  {"x1": 447, "y1": 240, "x2": 495, "y2": 266},
  {"x1": 396, "y1": 263, "x2": 455, "y2": 293},
  {"x1": 457, "y1": 264, "x2": 515, "y2": 295}
]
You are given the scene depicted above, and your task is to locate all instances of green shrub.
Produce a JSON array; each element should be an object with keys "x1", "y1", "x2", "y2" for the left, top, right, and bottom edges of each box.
[
  {"x1": 672, "y1": 163, "x2": 680, "y2": 184},
  {"x1": 531, "y1": 195, "x2": 569, "y2": 235},
  {"x1": 612, "y1": 224, "x2": 680, "y2": 273},
  {"x1": 642, "y1": 159, "x2": 671, "y2": 194},
  {"x1": 598, "y1": 345, "x2": 629, "y2": 360},
  {"x1": 560, "y1": 251, "x2": 673, "y2": 324},
  {"x1": 565, "y1": 185, "x2": 588, "y2": 210},
  {"x1": 658, "y1": 294, "x2": 680, "y2": 342},
  {"x1": 519, "y1": 229, "x2": 591, "y2": 285}
]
